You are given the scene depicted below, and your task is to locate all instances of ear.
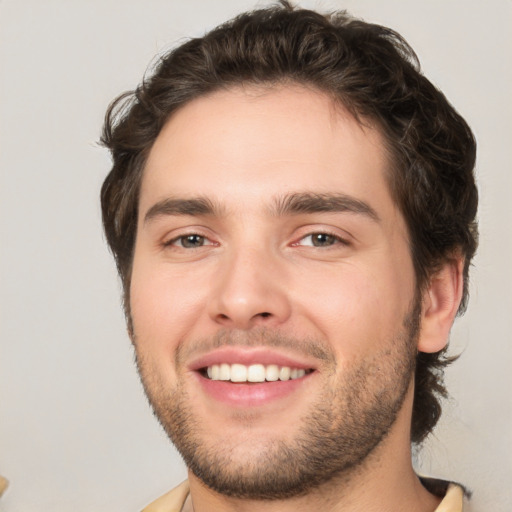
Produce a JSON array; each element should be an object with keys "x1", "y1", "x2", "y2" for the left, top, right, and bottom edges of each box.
[{"x1": 417, "y1": 256, "x2": 464, "y2": 353}]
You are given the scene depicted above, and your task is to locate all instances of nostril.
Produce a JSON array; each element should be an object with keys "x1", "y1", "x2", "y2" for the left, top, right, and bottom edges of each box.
[{"x1": 259, "y1": 312, "x2": 271, "y2": 318}]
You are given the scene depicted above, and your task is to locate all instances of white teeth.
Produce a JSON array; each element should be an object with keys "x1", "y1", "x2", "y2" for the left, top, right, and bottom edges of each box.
[
  {"x1": 219, "y1": 363, "x2": 231, "y2": 381},
  {"x1": 289, "y1": 368, "x2": 306, "y2": 379},
  {"x1": 279, "y1": 366, "x2": 291, "y2": 381},
  {"x1": 247, "y1": 364, "x2": 266, "y2": 382},
  {"x1": 230, "y1": 364, "x2": 247, "y2": 382},
  {"x1": 206, "y1": 363, "x2": 310, "y2": 382},
  {"x1": 265, "y1": 364, "x2": 279, "y2": 381}
]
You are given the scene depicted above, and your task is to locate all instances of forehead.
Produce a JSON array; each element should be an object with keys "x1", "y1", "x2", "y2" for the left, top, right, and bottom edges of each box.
[{"x1": 140, "y1": 84, "x2": 395, "y2": 219}]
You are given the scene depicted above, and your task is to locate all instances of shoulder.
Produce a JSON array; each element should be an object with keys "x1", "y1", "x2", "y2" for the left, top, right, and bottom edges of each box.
[
  {"x1": 141, "y1": 480, "x2": 190, "y2": 512},
  {"x1": 141, "y1": 478, "x2": 465, "y2": 512},
  {"x1": 421, "y1": 478, "x2": 466, "y2": 512}
]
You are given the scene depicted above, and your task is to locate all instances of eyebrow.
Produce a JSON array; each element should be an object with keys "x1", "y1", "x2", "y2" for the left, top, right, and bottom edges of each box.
[
  {"x1": 143, "y1": 192, "x2": 379, "y2": 224},
  {"x1": 271, "y1": 192, "x2": 380, "y2": 221},
  {"x1": 144, "y1": 197, "x2": 221, "y2": 224}
]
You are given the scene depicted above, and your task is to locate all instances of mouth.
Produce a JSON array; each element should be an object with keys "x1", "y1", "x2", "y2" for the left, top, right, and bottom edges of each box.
[
  {"x1": 201, "y1": 363, "x2": 314, "y2": 383},
  {"x1": 189, "y1": 348, "x2": 318, "y2": 406},
  {"x1": 188, "y1": 346, "x2": 319, "y2": 408}
]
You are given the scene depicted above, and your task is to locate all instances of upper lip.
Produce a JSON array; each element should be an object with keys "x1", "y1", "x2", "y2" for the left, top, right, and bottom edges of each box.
[{"x1": 188, "y1": 347, "x2": 318, "y2": 372}]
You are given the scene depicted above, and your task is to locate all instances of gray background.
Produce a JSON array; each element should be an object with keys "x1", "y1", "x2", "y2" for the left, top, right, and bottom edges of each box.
[{"x1": 1, "y1": 0, "x2": 510, "y2": 510}]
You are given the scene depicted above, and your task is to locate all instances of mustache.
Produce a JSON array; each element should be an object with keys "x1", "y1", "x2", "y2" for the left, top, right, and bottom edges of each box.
[{"x1": 175, "y1": 328, "x2": 336, "y2": 367}]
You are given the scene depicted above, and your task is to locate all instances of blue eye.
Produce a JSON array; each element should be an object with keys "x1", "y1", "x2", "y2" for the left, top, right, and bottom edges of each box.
[{"x1": 300, "y1": 232, "x2": 345, "y2": 247}]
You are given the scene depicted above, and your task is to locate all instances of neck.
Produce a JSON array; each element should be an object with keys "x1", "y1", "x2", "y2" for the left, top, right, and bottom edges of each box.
[{"x1": 186, "y1": 388, "x2": 442, "y2": 512}]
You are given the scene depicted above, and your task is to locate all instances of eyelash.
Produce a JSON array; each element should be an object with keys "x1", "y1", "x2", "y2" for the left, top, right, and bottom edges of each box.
[
  {"x1": 162, "y1": 230, "x2": 350, "y2": 250},
  {"x1": 163, "y1": 233, "x2": 215, "y2": 249},
  {"x1": 294, "y1": 231, "x2": 350, "y2": 248}
]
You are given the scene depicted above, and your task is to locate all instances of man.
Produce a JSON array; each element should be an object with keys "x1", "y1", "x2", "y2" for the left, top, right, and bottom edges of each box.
[{"x1": 100, "y1": 2, "x2": 478, "y2": 511}]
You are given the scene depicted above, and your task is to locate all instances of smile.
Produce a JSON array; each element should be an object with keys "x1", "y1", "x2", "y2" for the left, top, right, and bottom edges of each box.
[
  {"x1": 190, "y1": 349, "x2": 318, "y2": 406},
  {"x1": 204, "y1": 363, "x2": 312, "y2": 383}
]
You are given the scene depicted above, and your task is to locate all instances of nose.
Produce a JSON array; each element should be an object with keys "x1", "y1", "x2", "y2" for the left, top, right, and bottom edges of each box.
[{"x1": 208, "y1": 247, "x2": 291, "y2": 329}]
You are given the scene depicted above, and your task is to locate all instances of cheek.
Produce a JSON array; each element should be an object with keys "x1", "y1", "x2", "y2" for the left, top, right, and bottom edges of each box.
[
  {"x1": 129, "y1": 258, "x2": 210, "y2": 358},
  {"x1": 293, "y1": 258, "x2": 414, "y2": 357}
]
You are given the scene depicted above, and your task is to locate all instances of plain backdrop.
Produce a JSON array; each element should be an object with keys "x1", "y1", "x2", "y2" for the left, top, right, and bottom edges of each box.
[{"x1": 1, "y1": 1, "x2": 511, "y2": 510}]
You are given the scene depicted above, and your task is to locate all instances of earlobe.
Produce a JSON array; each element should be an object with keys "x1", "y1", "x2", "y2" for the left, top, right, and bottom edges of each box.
[{"x1": 417, "y1": 257, "x2": 464, "y2": 353}]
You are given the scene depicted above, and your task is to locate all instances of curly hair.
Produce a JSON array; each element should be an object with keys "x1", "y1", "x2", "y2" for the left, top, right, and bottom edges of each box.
[{"x1": 101, "y1": 1, "x2": 478, "y2": 444}]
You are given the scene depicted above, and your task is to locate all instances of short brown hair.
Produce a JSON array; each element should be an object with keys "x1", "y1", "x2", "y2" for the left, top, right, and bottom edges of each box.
[{"x1": 101, "y1": 1, "x2": 478, "y2": 444}]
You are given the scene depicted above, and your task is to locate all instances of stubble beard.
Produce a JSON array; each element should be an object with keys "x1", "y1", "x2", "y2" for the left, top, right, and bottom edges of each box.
[{"x1": 133, "y1": 303, "x2": 419, "y2": 500}]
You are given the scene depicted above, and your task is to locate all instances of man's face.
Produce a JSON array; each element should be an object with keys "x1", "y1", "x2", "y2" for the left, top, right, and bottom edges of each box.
[{"x1": 130, "y1": 85, "x2": 419, "y2": 498}]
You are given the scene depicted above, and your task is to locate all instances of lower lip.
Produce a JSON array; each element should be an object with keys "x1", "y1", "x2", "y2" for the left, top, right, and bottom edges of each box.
[{"x1": 195, "y1": 373, "x2": 313, "y2": 407}]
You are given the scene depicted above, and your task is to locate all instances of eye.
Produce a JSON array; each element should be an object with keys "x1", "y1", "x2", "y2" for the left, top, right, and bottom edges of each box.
[
  {"x1": 167, "y1": 234, "x2": 214, "y2": 248},
  {"x1": 297, "y1": 232, "x2": 348, "y2": 247}
]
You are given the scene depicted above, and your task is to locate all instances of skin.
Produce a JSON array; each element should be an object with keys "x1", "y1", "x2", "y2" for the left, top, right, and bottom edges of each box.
[{"x1": 130, "y1": 84, "x2": 463, "y2": 511}]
